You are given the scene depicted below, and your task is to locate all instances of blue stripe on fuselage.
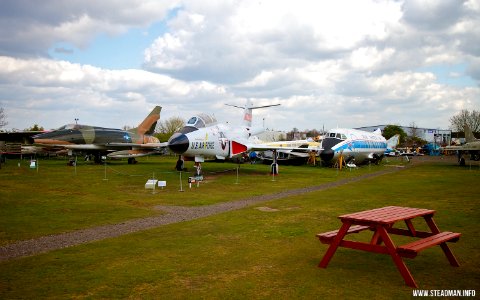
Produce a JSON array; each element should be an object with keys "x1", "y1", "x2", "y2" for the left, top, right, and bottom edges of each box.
[{"x1": 332, "y1": 140, "x2": 387, "y2": 152}]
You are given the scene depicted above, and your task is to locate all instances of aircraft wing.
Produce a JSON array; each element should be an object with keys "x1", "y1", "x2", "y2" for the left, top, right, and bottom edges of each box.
[
  {"x1": 244, "y1": 142, "x2": 323, "y2": 154},
  {"x1": 443, "y1": 145, "x2": 479, "y2": 151},
  {"x1": 443, "y1": 145, "x2": 462, "y2": 151},
  {"x1": 105, "y1": 142, "x2": 169, "y2": 158},
  {"x1": 33, "y1": 142, "x2": 169, "y2": 158},
  {"x1": 106, "y1": 142, "x2": 169, "y2": 149}
]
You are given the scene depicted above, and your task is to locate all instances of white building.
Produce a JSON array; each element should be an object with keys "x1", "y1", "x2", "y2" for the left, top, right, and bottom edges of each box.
[{"x1": 354, "y1": 125, "x2": 451, "y2": 145}]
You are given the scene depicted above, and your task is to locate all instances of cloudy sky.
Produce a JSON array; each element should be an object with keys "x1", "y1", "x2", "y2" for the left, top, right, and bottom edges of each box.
[{"x1": 0, "y1": 0, "x2": 479, "y2": 134}]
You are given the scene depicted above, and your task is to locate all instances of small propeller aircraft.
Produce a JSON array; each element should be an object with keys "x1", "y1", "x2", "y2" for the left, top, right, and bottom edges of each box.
[
  {"x1": 33, "y1": 106, "x2": 165, "y2": 164},
  {"x1": 319, "y1": 128, "x2": 387, "y2": 166}
]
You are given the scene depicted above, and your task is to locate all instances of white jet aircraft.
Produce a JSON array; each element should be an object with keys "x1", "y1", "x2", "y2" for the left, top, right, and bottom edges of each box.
[
  {"x1": 167, "y1": 101, "x2": 301, "y2": 170},
  {"x1": 319, "y1": 128, "x2": 387, "y2": 165}
]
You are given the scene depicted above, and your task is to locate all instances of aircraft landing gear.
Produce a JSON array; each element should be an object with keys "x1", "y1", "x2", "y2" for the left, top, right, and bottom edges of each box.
[
  {"x1": 128, "y1": 157, "x2": 137, "y2": 164},
  {"x1": 94, "y1": 153, "x2": 103, "y2": 164},
  {"x1": 372, "y1": 154, "x2": 383, "y2": 165},
  {"x1": 270, "y1": 150, "x2": 279, "y2": 175}
]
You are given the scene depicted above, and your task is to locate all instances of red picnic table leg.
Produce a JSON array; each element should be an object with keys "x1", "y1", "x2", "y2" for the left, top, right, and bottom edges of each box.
[
  {"x1": 318, "y1": 221, "x2": 352, "y2": 268},
  {"x1": 377, "y1": 225, "x2": 418, "y2": 288},
  {"x1": 424, "y1": 216, "x2": 460, "y2": 267}
]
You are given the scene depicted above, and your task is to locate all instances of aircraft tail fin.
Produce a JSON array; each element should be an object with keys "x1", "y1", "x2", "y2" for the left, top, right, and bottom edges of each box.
[
  {"x1": 130, "y1": 106, "x2": 161, "y2": 135},
  {"x1": 225, "y1": 99, "x2": 280, "y2": 127},
  {"x1": 386, "y1": 134, "x2": 400, "y2": 149},
  {"x1": 464, "y1": 124, "x2": 478, "y2": 143}
]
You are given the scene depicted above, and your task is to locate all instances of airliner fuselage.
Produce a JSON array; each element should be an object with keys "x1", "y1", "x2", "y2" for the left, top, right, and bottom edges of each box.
[{"x1": 320, "y1": 128, "x2": 387, "y2": 165}]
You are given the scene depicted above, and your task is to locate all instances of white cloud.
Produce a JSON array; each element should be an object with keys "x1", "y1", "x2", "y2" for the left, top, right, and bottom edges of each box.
[
  {"x1": 0, "y1": 56, "x2": 231, "y2": 130},
  {"x1": 0, "y1": 0, "x2": 179, "y2": 57},
  {"x1": 0, "y1": 0, "x2": 479, "y2": 133}
]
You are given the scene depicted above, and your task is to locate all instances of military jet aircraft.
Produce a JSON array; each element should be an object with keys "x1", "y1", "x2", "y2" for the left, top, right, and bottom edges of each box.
[
  {"x1": 167, "y1": 100, "x2": 305, "y2": 172},
  {"x1": 443, "y1": 124, "x2": 480, "y2": 165},
  {"x1": 33, "y1": 106, "x2": 164, "y2": 164}
]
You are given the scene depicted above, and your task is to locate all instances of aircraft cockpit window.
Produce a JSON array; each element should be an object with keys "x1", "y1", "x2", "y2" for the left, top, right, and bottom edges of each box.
[
  {"x1": 186, "y1": 114, "x2": 217, "y2": 129},
  {"x1": 341, "y1": 134, "x2": 347, "y2": 140},
  {"x1": 185, "y1": 116, "x2": 205, "y2": 128},
  {"x1": 197, "y1": 113, "x2": 217, "y2": 126},
  {"x1": 329, "y1": 133, "x2": 336, "y2": 138},
  {"x1": 187, "y1": 117, "x2": 198, "y2": 125},
  {"x1": 58, "y1": 124, "x2": 78, "y2": 130}
]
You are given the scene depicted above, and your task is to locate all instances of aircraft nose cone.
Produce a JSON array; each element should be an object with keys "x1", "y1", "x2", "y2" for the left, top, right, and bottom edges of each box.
[
  {"x1": 320, "y1": 149, "x2": 334, "y2": 161},
  {"x1": 168, "y1": 133, "x2": 189, "y2": 154}
]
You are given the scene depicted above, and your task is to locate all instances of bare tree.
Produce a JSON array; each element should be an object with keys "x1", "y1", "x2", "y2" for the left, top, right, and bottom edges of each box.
[
  {"x1": 449, "y1": 109, "x2": 480, "y2": 132},
  {"x1": 155, "y1": 116, "x2": 185, "y2": 141},
  {"x1": 157, "y1": 116, "x2": 185, "y2": 134},
  {"x1": 0, "y1": 107, "x2": 7, "y2": 129},
  {"x1": 409, "y1": 121, "x2": 419, "y2": 139}
]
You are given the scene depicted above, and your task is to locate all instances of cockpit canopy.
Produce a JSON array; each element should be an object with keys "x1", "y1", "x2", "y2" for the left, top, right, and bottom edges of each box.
[
  {"x1": 186, "y1": 114, "x2": 217, "y2": 129},
  {"x1": 56, "y1": 124, "x2": 82, "y2": 130}
]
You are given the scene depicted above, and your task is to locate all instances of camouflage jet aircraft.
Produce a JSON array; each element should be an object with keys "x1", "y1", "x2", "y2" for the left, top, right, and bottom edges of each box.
[{"x1": 33, "y1": 106, "x2": 165, "y2": 164}]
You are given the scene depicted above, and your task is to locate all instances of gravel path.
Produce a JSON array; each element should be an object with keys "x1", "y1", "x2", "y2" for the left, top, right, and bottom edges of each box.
[{"x1": 0, "y1": 166, "x2": 406, "y2": 262}]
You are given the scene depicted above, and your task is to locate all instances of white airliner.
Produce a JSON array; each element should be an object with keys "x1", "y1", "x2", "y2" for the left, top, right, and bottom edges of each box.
[{"x1": 319, "y1": 128, "x2": 387, "y2": 165}]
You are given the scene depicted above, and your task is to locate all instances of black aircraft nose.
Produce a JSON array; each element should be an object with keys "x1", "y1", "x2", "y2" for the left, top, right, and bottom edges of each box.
[
  {"x1": 320, "y1": 149, "x2": 334, "y2": 161},
  {"x1": 168, "y1": 133, "x2": 189, "y2": 154}
]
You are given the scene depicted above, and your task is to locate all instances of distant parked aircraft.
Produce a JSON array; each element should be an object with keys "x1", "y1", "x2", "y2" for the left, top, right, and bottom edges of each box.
[
  {"x1": 33, "y1": 106, "x2": 165, "y2": 164},
  {"x1": 443, "y1": 124, "x2": 480, "y2": 165},
  {"x1": 385, "y1": 134, "x2": 400, "y2": 156},
  {"x1": 319, "y1": 128, "x2": 387, "y2": 165}
]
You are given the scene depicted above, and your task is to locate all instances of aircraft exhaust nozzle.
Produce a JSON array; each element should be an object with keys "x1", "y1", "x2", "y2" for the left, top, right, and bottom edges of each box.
[
  {"x1": 168, "y1": 133, "x2": 189, "y2": 154},
  {"x1": 320, "y1": 149, "x2": 334, "y2": 161}
]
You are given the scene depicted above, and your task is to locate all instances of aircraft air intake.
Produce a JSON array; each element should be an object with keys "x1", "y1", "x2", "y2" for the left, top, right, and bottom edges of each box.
[{"x1": 168, "y1": 133, "x2": 189, "y2": 154}]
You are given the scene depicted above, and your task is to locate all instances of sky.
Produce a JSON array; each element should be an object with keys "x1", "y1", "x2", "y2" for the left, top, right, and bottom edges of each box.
[{"x1": 0, "y1": 0, "x2": 479, "y2": 134}]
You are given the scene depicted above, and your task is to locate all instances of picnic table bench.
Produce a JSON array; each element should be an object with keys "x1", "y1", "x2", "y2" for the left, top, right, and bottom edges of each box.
[{"x1": 316, "y1": 206, "x2": 461, "y2": 288}]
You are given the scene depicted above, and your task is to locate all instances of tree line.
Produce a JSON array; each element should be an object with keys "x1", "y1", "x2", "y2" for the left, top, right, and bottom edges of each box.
[{"x1": 1, "y1": 106, "x2": 479, "y2": 145}]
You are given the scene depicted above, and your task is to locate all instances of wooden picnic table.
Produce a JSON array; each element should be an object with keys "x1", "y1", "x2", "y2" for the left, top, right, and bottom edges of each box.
[{"x1": 317, "y1": 206, "x2": 461, "y2": 288}]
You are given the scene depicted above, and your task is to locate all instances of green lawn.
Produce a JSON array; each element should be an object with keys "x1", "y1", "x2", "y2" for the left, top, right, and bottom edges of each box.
[
  {"x1": 0, "y1": 156, "x2": 479, "y2": 299},
  {"x1": 0, "y1": 155, "x2": 380, "y2": 245}
]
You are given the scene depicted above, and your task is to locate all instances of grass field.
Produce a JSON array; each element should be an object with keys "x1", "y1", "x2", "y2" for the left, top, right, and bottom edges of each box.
[{"x1": 0, "y1": 155, "x2": 479, "y2": 299}]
